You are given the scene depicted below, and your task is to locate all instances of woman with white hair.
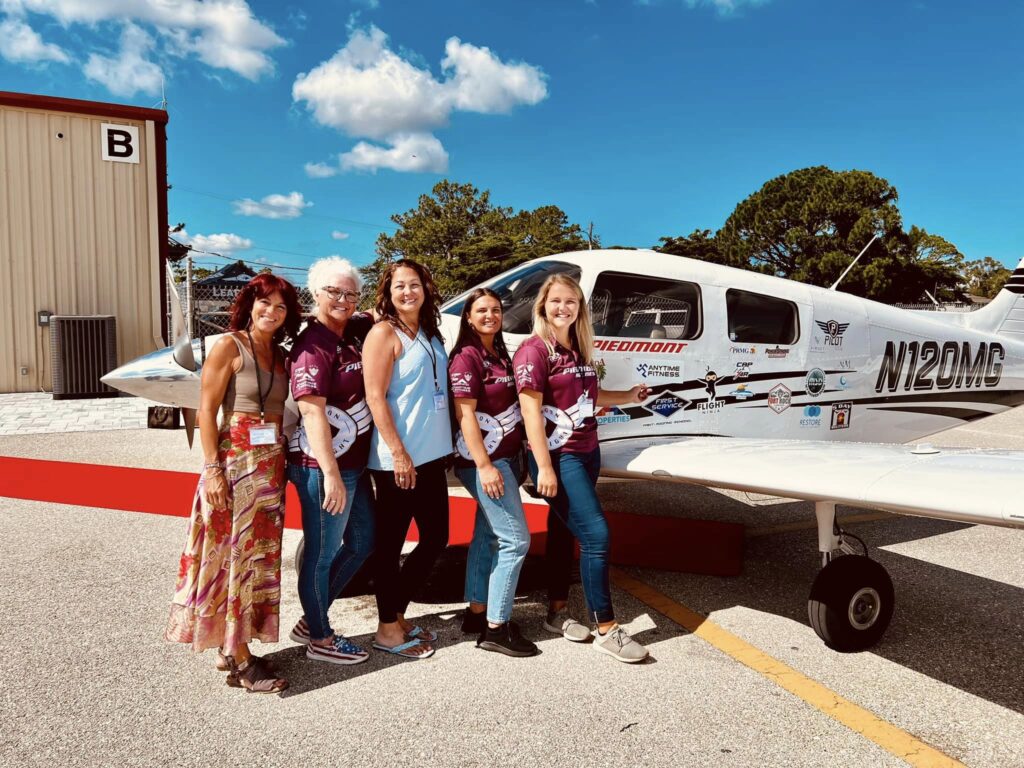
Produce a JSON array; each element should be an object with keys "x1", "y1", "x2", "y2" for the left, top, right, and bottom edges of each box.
[{"x1": 285, "y1": 256, "x2": 376, "y2": 665}]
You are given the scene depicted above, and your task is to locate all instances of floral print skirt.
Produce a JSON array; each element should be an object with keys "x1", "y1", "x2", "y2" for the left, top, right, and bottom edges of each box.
[{"x1": 165, "y1": 414, "x2": 285, "y2": 653}]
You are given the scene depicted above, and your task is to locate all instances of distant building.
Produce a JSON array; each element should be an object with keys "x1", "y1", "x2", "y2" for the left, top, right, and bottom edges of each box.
[{"x1": 0, "y1": 91, "x2": 169, "y2": 393}]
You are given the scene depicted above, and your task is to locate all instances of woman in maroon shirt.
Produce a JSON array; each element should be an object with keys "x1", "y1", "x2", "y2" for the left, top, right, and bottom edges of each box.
[
  {"x1": 515, "y1": 273, "x2": 651, "y2": 664},
  {"x1": 450, "y1": 288, "x2": 536, "y2": 657}
]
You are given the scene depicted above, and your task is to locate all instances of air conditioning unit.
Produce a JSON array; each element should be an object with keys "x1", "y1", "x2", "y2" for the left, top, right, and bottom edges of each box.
[{"x1": 49, "y1": 315, "x2": 118, "y2": 400}]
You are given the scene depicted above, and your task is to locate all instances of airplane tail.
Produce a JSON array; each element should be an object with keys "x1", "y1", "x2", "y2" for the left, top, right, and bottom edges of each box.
[{"x1": 962, "y1": 257, "x2": 1024, "y2": 339}]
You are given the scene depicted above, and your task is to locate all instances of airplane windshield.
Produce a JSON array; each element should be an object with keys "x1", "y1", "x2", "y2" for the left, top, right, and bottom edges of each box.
[{"x1": 442, "y1": 260, "x2": 581, "y2": 335}]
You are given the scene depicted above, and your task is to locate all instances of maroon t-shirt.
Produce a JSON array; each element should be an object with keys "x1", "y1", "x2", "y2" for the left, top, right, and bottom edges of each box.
[
  {"x1": 449, "y1": 340, "x2": 523, "y2": 468},
  {"x1": 513, "y1": 335, "x2": 599, "y2": 455},
  {"x1": 287, "y1": 314, "x2": 374, "y2": 470}
]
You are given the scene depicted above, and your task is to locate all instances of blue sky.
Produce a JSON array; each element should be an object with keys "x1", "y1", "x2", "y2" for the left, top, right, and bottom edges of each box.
[{"x1": 2, "y1": 0, "x2": 1021, "y2": 277}]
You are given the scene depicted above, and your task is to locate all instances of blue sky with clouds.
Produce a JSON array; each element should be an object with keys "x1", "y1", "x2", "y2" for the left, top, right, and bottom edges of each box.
[{"x1": 1, "y1": 0, "x2": 1021, "y2": 275}]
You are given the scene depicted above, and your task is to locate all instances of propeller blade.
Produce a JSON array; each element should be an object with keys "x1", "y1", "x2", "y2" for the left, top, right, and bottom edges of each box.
[
  {"x1": 182, "y1": 407, "x2": 197, "y2": 448},
  {"x1": 167, "y1": 264, "x2": 197, "y2": 372}
]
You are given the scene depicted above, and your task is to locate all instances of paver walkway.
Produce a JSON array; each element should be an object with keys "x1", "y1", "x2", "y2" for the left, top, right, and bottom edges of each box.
[{"x1": 0, "y1": 393, "x2": 152, "y2": 435}]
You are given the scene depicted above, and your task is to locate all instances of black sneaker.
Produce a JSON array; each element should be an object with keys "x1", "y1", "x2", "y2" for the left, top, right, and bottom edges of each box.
[
  {"x1": 461, "y1": 609, "x2": 486, "y2": 634},
  {"x1": 478, "y1": 622, "x2": 538, "y2": 657}
]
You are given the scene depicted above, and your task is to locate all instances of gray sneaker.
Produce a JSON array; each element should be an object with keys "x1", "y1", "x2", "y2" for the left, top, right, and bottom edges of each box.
[
  {"x1": 592, "y1": 625, "x2": 648, "y2": 663},
  {"x1": 543, "y1": 611, "x2": 591, "y2": 643}
]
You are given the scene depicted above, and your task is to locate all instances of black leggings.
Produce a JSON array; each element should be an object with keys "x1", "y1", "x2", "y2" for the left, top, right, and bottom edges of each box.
[{"x1": 371, "y1": 458, "x2": 450, "y2": 624}]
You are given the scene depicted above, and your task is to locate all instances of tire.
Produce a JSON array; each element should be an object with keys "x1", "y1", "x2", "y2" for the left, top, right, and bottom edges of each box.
[{"x1": 808, "y1": 555, "x2": 894, "y2": 653}]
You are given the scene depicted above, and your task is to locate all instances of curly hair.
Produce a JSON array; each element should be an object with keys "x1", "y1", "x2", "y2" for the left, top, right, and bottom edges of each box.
[
  {"x1": 227, "y1": 273, "x2": 302, "y2": 345},
  {"x1": 374, "y1": 259, "x2": 443, "y2": 341}
]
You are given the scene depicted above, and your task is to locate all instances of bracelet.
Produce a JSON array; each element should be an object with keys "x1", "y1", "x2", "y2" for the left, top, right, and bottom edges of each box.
[{"x1": 204, "y1": 462, "x2": 224, "y2": 471}]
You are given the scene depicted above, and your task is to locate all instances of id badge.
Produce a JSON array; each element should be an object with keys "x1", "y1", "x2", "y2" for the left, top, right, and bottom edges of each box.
[
  {"x1": 579, "y1": 398, "x2": 595, "y2": 418},
  {"x1": 433, "y1": 391, "x2": 447, "y2": 412},
  {"x1": 249, "y1": 422, "x2": 279, "y2": 445}
]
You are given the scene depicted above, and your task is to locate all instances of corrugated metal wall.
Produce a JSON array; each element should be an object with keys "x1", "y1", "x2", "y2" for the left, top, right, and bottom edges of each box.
[{"x1": 0, "y1": 105, "x2": 162, "y2": 393}]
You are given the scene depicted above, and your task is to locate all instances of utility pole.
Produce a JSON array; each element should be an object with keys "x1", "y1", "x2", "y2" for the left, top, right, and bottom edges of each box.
[{"x1": 587, "y1": 222, "x2": 594, "y2": 250}]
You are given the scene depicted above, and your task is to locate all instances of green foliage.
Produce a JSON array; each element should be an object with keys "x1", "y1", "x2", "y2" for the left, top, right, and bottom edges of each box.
[
  {"x1": 962, "y1": 256, "x2": 1012, "y2": 299},
  {"x1": 655, "y1": 229, "x2": 723, "y2": 263},
  {"x1": 362, "y1": 180, "x2": 591, "y2": 297}
]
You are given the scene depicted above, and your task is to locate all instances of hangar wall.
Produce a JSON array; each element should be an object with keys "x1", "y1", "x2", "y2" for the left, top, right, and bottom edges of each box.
[{"x1": 0, "y1": 92, "x2": 168, "y2": 393}]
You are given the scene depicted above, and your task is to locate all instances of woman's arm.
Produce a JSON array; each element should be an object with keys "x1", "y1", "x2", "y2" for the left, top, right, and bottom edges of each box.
[
  {"x1": 363, "y1": 322, "x2": 417, "y2": 488},
  {"x1": 519, "y1": 389, "x2": 557, "y2": 498},
  {"x1": 596, "y1": 384, "x2": 650, "y2": 408},
  {"x1": 295, "y1": 396, "x2": 346, "y2": 515},
  {"x1": 198, "y1": 336, "x2": 240, "y2": 508},
  {"x1": 454, "y1": 398, "x2": 504, "y2": 500}
]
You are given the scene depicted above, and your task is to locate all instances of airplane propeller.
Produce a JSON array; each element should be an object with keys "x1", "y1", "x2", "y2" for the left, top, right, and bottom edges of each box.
[{"x1": 166, "y1": 264, "x2": 198, "y2": 448}]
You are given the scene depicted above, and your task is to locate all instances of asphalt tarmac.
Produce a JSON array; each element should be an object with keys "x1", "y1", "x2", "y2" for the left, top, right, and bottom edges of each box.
[{"x1": 2, "y1": 408, "x2": 1023, "y2": 767}]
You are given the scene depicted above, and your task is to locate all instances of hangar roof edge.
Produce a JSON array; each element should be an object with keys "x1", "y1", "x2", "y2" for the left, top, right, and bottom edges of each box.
[{"x1": 0, "y1": 91, "x2": 169, "y2": 125}]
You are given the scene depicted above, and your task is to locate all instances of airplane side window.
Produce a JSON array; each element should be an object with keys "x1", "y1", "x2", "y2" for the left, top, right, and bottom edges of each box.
[
  {"x1": 589, "y1": 271, "x2": 702, "y2": 340},
  {"x1": 726, "y1": 289, "x2": 799, "y2": 344}
]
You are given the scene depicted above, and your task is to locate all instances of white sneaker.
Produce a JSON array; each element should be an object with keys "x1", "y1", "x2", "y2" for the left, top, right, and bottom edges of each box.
[{"x1": 592, "y1": 625, "x2": 648, "y2": 663}]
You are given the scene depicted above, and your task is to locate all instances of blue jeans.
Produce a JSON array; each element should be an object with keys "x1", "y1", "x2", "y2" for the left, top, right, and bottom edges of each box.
[
  {"x1": 528, "y1": 447, "x2": 614, "y2": 624},
  {"x1": 456, "y1": 457, "x2": 530, "y2": 625},
  {"x1": 288, "y1": 464, "x2": 375, "y2": 640}
]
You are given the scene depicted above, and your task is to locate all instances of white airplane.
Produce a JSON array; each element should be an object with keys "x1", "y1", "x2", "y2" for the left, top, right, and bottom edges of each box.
[{"x1": 104, "y1": 250, "x2": 1024, "y2": 652}]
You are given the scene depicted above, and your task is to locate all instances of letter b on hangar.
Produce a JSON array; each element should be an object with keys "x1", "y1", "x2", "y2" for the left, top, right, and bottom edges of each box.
[{"x1": 101, "y1": 123, "x2": 140, "y2": 164}]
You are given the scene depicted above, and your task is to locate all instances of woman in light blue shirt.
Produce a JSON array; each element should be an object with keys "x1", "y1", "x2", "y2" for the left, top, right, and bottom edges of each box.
[{"x1": 363, "y1": 259, "x2": 452, "y2": 659}]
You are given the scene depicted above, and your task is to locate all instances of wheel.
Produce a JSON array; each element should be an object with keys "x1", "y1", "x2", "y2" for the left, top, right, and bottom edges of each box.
[
  {"x1": 808, "y1": 555, "x2": 894, "y2": 652},
  {"x1": 294, "y1": 536, "x2": 305, "y2": 576}
]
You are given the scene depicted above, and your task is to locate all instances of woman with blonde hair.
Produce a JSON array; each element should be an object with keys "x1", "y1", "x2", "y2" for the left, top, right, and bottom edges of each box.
[{"x1": 514, "y1": 273, "x2": 651, "y2": 663}]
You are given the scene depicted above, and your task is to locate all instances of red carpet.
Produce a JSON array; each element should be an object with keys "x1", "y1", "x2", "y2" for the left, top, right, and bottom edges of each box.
[{"x1": 0, "y1": 457, "x2": 742, "y2": 576}]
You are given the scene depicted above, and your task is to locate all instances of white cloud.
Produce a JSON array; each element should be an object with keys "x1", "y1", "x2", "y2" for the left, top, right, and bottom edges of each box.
[
  {"x1": 83, "y1": 23, "x2": 162, "y2": 97},
  {"x1": 3, "y1": 0, "x2": 283, "y2": 79},
  {"x1": 304, "y1": 161, "x2": 339, "y2": 178},
  {"x1": 293, "y1": 25, "x2": 547, "y2": 173},
  {"x1": 331, "y1": 230, "x2": 350, "y2": 240},
  {"x1": 0, "y1": 17, "x2": 69, "y2": 64},
  {"x1": 341, "y1": 133, "x2": 448, "y2": 174},
  {"x1": 232, "y1": 191, "x2": 312, "y2": 220},
  {"x1": 693, "y1": 0, "x2": 769, "y2": 12},
  {"x1": 179, "y1": 230, "x2": 253, "y2": 256}
]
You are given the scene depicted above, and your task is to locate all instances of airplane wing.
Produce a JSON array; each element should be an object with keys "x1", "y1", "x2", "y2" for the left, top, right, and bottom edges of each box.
[{"x1": 599, "y1": 436, "x2": 1024, "y2": 528}]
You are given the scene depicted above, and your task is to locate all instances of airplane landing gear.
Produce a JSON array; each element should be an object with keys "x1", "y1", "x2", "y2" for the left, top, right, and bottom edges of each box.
[
  {"x1": 808, "y1": 501, "x2": 895, "y2": 652},
  {"x1": 808, "y1": 555, "x2": 894, "y2": 652}
]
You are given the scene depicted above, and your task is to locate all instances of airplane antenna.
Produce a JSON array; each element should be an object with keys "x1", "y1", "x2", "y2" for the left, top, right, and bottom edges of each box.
[
  {"x1": 923, "y1": 289, "x2": 941, "y2": 308},
  {"x1": 829, "y1": 233, "x2": 881, "y2": 291}
]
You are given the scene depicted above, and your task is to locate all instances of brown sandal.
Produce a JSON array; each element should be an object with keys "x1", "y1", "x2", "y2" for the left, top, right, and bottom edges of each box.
[
  {"x1": 225, "y1": 656, "x2": 288, "y2": 694},
  {"x1": 218, "y1": 650, "x2": 275, "y2": 674}
]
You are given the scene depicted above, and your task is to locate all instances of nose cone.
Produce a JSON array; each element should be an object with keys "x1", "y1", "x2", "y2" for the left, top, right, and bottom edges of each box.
[{"x1": 101, "y1": 340, "x2": 204, "y2": 409}]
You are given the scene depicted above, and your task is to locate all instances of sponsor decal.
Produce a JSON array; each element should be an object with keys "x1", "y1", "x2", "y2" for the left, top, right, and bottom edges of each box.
[
  {"x1": 729, "y1": 384, "x2": 754, "y2": 400},
  {"x1": 596, "y1": 406, "x2": 631, "y2": 426},
  {"x1": 594, "y1": 339, "x2": 687, "y2": 354},
  {"x1": 800, "y1": 404, "x2": 822, "y2": 428},
  {"x1": 766, "y1": 346, "x2": 790, "y2": 359},
  {"x1": 815, "y1": 320, "x2": 850, "y2": 348},
  {"x1": 734, "y1": 361, "x2": 754, "y2": 379},
  {"x1": 730, "y1": 346, "x2": 756, "y2": 355},
  {"x1": 515, "y1": 363, "x2": 535, "y2": 387},
  {"x1": 635, "y1": 360, "x2": 682, "y2": 384},
  {"x1": 451, "y1": 371, "x2": 473, "y2": 389},
  {"x1": 830, "y1": 402, "x2": 852, "y2": 430},
  {"x1": 643, "y1": 393, "x2": 690, "y2": 419},
  {"x1": 874, "y1": 341, "x2": 1004, "y2": 393},
  {"x1": 805, "y1": 368, "x2": 826, "y2": 397},
  {"x1": 293, "y1": 366, "x2": 316, "y2": 389},
  {"x1": 837, "y1": 375, "x2": 851, "y2": 390},
  {"x1": 837, "y1": 359, "x2": 853, "y2": 370},
  {"x1": 695, "y1": 370, "x2": 725, "y2": 414},
  {"x1": 767, "y1": 383, "x2": 792, "y2": 414}
]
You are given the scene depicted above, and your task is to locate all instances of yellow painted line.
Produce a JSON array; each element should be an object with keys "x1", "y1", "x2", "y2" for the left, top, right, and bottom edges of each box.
[
  {"x1": 746, "y1": 511, "x2": 893, "y2": 538},
  {"x1": 610, "y1": 567, "x2": 965, "y2": 768}
]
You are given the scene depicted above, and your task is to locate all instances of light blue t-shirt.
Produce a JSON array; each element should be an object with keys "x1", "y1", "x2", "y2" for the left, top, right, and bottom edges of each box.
[{"x1": 368, "y1": 326, "x2": 453, "y2": 470}]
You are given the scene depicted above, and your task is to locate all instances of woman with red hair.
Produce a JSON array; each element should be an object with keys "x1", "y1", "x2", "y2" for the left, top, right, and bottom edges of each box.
[{"x1": 165, "y1": 273, "x2": 302, "y2": 693}]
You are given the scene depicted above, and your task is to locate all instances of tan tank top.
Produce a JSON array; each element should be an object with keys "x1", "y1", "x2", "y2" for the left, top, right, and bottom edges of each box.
[{"x1": 221, "y1": 334, "x2": 288, "y2": 416}]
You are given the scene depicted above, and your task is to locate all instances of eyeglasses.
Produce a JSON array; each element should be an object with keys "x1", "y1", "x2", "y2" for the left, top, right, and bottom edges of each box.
[{"x1": 321, "y1": 286, "x2": 360, "y2": 303}]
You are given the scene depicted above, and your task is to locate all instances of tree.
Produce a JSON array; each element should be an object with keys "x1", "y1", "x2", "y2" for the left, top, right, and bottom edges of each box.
[
  {"x1": 659, "y1": 166, "x2": 963, "y2": 303},
  {"x1": 962, "y1": 257, "x2": 1012, "y2": 299},
  {"x1": 363, "y1": 180, "x2": 591, "y2": 297}
]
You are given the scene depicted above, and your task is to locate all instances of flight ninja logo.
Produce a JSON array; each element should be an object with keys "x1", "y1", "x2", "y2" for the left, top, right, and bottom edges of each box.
[
  {"x1": 815, "y1": 320, "x2": 850, "y2": 347},
  {"x1": 874, "y1": 341, "x2": 1004, "y2": 392}
]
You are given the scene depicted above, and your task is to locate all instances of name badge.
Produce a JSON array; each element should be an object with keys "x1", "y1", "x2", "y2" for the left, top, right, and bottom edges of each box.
[
  {"x1": 249, "y1": 422, "x2": 279, "y2": 445},
  {"x1": 579, "y1": 398, "x2": 595, "y2": 418},
  {"x1": 433, "y1": 391, "x2": 447, "y2": 412}
]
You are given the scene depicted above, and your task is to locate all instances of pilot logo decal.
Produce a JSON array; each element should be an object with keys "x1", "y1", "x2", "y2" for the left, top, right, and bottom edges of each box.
[
  {"x1": 805, "y1": 368, "x2": 826, "y2": 397},
  {"x1": 815, "y1": 320, "x2": 849, "y2": 347},
  {"x1": 729, "y1": 383, "x2": 754, "y2": 400},
  {"x1": 767, "y1": 383, "x2": 792, "y2": 414},
  {"x1": 800, "y1": 404, "x2": 822, "y2": 428},
  {"x1": 874, "y1": 340, "x2": 1004, "y2": 392},
  {"x1": 596, "y1": 406, "x2": 631, "y2": 425},
  {"x1": 643, "y1": 393, "x2": 689, "y2": 419},
  {"x1": 830, "y1": 402, "x2": 852, "y2": 430}
]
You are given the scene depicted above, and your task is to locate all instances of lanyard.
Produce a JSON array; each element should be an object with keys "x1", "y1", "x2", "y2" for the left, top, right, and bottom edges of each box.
[
  {"x1": 246, "y1": 330, "x2": 276, "y2": 421},
  {"x1": 400, "y1": 321, "x2": 439, "y2": 391}
]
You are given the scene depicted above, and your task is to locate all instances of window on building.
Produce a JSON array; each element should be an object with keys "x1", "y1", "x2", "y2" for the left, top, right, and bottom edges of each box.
[
  {"x1": 726, "y1": 289, "x2": 799, "y2": 344},
  {"x1": 589, "y1": 272, "x2": 702, "y2": 340}
]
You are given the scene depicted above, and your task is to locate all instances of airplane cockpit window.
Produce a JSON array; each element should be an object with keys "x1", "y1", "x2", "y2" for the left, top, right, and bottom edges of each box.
[
  {"x1": 726, "y1": 289, "x2": 799, "y2": 344},
  {"x1": 441, "y1": 260, "x2": 581, "y2": 335},
  {"x1": 589, "y1": 272, "x2": 702, "y2": 340}
]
